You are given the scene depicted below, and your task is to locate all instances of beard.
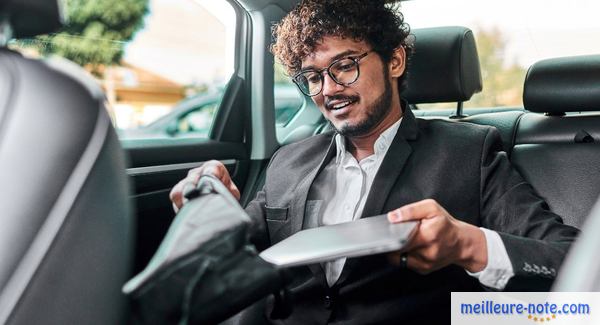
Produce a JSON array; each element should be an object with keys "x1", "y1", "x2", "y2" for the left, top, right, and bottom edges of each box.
[{"x1": 333, "y1": 71, "x2": 393, "y2": 138}]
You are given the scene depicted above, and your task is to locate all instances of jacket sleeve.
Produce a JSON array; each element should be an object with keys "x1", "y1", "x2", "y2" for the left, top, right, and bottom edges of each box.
[
  {"x1": 244, "y1": 188, "x2": 270, "y2": 251},
  {"x1": 478, "y1": 127, "x2": 580, "y2": 290}
]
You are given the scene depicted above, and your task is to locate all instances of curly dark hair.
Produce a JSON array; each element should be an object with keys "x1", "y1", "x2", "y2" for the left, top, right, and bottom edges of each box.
[{"x1": 271, "y1": 0, "x2": 413, "y2": 87}]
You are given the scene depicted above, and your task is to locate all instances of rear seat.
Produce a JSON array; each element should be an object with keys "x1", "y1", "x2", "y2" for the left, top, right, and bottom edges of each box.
[
  {"x1": 399, "y1": 26, "x2": 526, "y2": 156},
  {"x1": 462, "y1": 111, "x2": 523, "y2": 158},
  {"x1": 402, "y1": 27, "x2": 600, "y2": 228},
  {"x1": 508, "y1": 55, "x2": 600, "y2": 228},
  {"x1": 411, "y1": 52, "x2": 600, "y2": 227}
]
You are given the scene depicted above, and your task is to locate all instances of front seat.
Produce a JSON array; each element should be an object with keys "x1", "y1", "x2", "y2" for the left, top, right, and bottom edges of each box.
[{"x1": 0, "y1": 1, "x2": 133, "y2": 324}]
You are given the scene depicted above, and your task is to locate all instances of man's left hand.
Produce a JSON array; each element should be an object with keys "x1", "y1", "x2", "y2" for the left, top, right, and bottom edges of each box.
[{"x1": 387, "y1": 199, "x2": 488, "y2": 274}]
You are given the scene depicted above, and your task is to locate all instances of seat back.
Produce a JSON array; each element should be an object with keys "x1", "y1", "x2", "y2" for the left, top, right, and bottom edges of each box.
[
  {"x1": 510, "y1": 55, "x2": 600, "y2": 228},
  {"x1": 0, "y1": 1, "x2": 133, "y2": 324},
  {"x1": 403, "y1": 26, "x2": 482, "y2": 105},
  {"x1": 402, "y1": 26, "x2": 526, "y2": 154}
]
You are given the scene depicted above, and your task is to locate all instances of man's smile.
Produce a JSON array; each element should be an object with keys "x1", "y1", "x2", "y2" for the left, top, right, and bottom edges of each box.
[
  {"x1": 331, "y1": 100, "x2": 353, "y2": 110},
  {"x1": 325, "y1": 96, "x2": 359, "y2": 117}
]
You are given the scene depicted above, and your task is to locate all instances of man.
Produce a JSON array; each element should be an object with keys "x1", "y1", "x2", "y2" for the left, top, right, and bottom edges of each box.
[{"x1": 170, "y1": 0, "x2": 579, "y2": 323}]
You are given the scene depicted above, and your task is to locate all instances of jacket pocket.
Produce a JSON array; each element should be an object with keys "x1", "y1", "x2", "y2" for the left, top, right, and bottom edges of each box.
[{"x1": 265, "y1": 205, "x2": 289, "y2": 221}]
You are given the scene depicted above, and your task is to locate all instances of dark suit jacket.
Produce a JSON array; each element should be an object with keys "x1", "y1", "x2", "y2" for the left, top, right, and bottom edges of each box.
[{"x1": 244, "y1": 108, "x2": 579, "y2": 324}]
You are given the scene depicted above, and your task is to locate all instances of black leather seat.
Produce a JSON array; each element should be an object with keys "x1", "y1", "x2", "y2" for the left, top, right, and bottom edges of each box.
[
  {"x1": 0, "y1": 1, "x2": 133, "y2": 324},
  {"x1": 403, "y1": 26, "x2": 482, "y2": 106},
  {"x1": 509, "y1": 55, "x2": 600, "y2": 228},
  {"x1": 402, "y1": 26, "x2": 525, "y2": 155},
  {"x1": 409, "y1": 50, "x2": 600, "y2": 228},
  {"x1": 554, "y1": 196, "x2": 600, "y2": 292}
]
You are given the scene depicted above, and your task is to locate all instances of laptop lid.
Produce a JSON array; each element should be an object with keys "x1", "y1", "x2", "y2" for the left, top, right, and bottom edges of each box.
[{"x1": 259, "y1": 214, "x2": 418, "y2": 267}]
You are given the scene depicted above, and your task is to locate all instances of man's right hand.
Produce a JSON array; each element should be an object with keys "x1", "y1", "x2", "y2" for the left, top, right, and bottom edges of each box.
[{"x1": 169, "y1": 160, "x2": 241, "y2": 212}]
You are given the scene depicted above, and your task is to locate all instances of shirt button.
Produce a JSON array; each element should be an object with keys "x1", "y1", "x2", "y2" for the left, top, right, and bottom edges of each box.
[{"x1": 324, "y1": 295, "x2": 332, "y2": 309}]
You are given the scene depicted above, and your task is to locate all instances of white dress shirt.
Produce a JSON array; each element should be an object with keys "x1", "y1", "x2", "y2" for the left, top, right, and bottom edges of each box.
[{"x1": 305, "y1": 117, "x2": 514, "y2": 289}]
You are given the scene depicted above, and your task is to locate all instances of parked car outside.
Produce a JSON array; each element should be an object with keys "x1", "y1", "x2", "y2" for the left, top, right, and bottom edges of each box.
[{"x1": 118, "y1": 84, "x2": 304, "y2": 139}]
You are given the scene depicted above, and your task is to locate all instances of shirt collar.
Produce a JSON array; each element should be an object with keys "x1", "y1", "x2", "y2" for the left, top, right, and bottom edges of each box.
[{"x1": 334, "y1": 117, "x2": 403, "y2": 164}]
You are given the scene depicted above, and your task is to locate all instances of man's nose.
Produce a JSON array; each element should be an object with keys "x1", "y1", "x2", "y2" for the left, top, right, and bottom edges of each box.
[{"x1": 321, "y1": 72, "x2": 344, "y2": 97}]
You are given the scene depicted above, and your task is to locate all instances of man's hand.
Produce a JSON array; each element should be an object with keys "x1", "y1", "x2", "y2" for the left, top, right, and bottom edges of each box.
[
  {"x1": 169, "y1": 160, "x2": 240, "y2": 212},
  {"x1": 386, "y1": 199, "x2": 488, "y2": 274}
]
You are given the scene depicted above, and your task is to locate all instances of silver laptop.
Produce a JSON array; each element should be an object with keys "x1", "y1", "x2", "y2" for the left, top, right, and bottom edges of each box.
[{"x1": 259, "y1": 214, "x2": 418, "y2": 267}]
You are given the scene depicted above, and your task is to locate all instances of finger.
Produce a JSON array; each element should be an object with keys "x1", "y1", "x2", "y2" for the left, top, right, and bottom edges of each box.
[
  {"x1": 204, "y1": 163, "x2": 239, "y2": 198},
  {"x1": 171, "y1": 169, "x2": 207, "y2": 210},
  {"x1": 387, "y1": 199, "x2": 446, "y2": 223},
  {"x1": 202, "y1": 164, "x2": 221, "y2": 177},
  {"x1": 201, "y1": 163, "x2": 230, "y2": 185},
  {"x1": 214, "y1": 166, "x2": 230, "y2": 186},
  {"x1": 387, "y1": 251, "x2": 407, "y2": 266},
  {"x1": 401, "y1": 217, "x2": 442, "y2": 252},
  {"x1": 181, "y1": 180, "x2": 197, "y2": 200},
  {"x1": 405, "y1": 253, "x2": 436, "y2": 275},
  {"x1": 195, "y1": 163, "x2": 240, "y2": 200},
  {"x1": 388, "y1": 249, "x2": 435, "y2": 274},
  {"x1": 229, "y1": 182, "x2": 241, "y2": 201},
  {"x1": 169, "y1": 179, "x2": 189, "y2": 210},
  {"x1": 187, "y1": 165, "x2": 205, "y2": 178},
  {"x1": 188, "y1": 161, "x2": 219, "y2": 177},
  {"x1": 401, "y1": 224, "x2": 429, "y2": 252},
  {"x1": 387, "y1": 252, "x2": 431, "y2": 274}
]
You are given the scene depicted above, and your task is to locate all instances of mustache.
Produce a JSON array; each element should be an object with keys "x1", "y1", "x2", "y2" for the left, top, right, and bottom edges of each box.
[{"x1": 325, "y1": 95, "x2": 360, "y2": 110}]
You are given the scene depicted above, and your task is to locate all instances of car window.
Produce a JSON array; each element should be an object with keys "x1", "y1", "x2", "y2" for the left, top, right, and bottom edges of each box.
[
  {"x1": 175, "y1": 102, "x2": 218, "y2": 138},
  {"x1": 274, "y1": 61, "x2": 305, "y2": 128},
  {"x1": 399, "y1": 0, "x2": 600, "y2": 110},
  {"x1": 9, "y1": 0, "x2": 236, "y2": 140}
]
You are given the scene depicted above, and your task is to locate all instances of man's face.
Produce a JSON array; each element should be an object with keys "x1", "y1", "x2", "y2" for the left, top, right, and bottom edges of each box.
[{"x1": 300, "y1": 36, "x2": 399, "y2": 137}]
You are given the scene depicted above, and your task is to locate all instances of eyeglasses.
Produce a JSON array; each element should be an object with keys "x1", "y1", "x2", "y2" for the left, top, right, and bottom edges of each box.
[{"x1": 292, "y1": 51, "x2": 371, "y2": 97}]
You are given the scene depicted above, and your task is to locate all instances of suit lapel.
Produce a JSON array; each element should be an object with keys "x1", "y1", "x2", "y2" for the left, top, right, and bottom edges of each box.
[
  {"x1": 359, "y1": 108, "x2": 418, "y2": 219},
  {"x1": 290, "y1": 132, "x2": 337, "y2": 236},
  {"x1": 289, "y1": 133, "x2": 337, "y2": 285},
  {"x1": 336, "y1": 107, "x2": 419, "y2": 286}
]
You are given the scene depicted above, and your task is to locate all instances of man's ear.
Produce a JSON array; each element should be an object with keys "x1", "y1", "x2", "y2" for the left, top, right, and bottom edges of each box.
[{"x1": 389, "y1": 46, "x2": 406, "y2": 78}]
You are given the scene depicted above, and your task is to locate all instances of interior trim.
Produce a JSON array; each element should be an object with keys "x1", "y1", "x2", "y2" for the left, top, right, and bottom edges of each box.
[{"x1": 126, "y1": 159, "x2": 237, "y2": 177}]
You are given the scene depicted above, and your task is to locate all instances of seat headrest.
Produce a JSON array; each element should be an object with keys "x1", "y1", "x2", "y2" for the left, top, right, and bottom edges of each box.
[
  {"x1": 523, "y1": 55, "x2": 600, "y2": 114},
  {"x1": 0, "y1": 0, "x2": 63, "y2": 38},
  {"x1": 402, "y1": 26, "x2": 482, "y2": 104}
]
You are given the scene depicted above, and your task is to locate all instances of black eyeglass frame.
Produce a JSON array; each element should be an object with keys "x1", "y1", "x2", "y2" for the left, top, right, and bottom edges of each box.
[{"x1": 291, "y1": 51, "x2": 371, "y2": 97}]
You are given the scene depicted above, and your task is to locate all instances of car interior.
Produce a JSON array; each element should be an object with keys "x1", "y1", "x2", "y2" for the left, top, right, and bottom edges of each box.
[
  {"x1": 0, "y1": 0, "x2": 132, "y2": 324},
  {"x1": 1, "y1": 0, "x2": 600, "y2": 323}
]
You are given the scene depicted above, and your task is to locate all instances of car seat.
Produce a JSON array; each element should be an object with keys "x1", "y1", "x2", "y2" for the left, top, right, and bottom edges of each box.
[{"x1": 0, "y1": 0, "x2": 133, "y2": 324}]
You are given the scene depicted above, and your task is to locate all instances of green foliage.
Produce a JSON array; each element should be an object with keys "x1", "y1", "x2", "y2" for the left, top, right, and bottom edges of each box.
[
  {"x1": 466, "y1": 27, "x2": 527, "y2": 108},
  {"x1": 417, "y1": 27, "x2": 527, "y2": 110},
  {"x1": 274, "y1": 60, "x2": 293, "y2": 85},
  {"x1": 38, "y1": 0, "x2": 148, "y2": 73}
]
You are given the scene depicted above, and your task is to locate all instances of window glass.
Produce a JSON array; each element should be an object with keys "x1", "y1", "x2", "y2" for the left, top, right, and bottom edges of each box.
[
  {"x1": 176, "y1": 102, "x2": 218, "y2": 137},
  {"x1": 399, "y1": 0, "x2": 600, "y2": 110},
  {"x1": 274, "y1": 61, "x2": 305, "y2": 127},
  {"x1": 9, "y1": 0, "x2": 236, "y2": 139}
]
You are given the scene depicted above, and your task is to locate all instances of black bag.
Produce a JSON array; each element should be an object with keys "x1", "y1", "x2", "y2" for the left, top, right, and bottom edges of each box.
[{"x1": 123, "y1": 175, "x2": 287, "y2": 324}]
